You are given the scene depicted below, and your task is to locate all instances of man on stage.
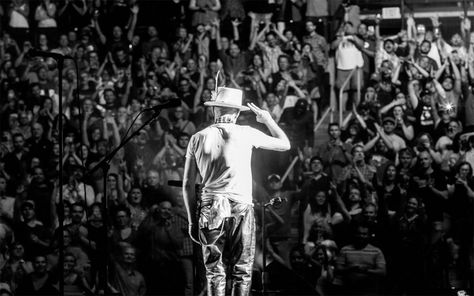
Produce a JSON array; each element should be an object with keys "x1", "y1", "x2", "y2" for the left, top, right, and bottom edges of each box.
[{"x1": 182, "y1": 87, "x2": 290, "y2": 296}]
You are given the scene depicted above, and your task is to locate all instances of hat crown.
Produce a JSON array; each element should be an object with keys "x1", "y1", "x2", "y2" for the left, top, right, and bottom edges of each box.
[
  {"x1": 204, "y1": 87, "x2": 249, "y2": 111},
  {"x1": 214, "y1": 87, "x2": 243, "y2": 107}
]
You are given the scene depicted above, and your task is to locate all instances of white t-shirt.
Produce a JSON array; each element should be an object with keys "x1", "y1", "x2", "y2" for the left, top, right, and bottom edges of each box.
[
  {"x1": 9, "y1": 5, "x2": 29, "y2": 28},
  {"x1": 186, "y1": 123, "x2": 268, "y2": 204},
  {"x1": 336, "y1": 37, "x2": 364, "y2": 70},
  {"x1": 385, "y1": 133, "x2": 406, "y2": 152}
]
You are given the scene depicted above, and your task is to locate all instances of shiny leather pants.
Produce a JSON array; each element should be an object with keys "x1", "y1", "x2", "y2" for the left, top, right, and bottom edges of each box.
[{"x1": 199, "y1": 200, "x2": 255, "y2": 296}]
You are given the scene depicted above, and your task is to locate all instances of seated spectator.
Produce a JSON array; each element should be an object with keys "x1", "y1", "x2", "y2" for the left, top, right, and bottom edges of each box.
[{"x1": 335, "y1": 224, "x2": 386, "y2": 295}]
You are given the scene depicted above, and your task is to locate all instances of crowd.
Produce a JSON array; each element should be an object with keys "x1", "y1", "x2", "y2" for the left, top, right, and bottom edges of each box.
[{"x1": 0, "y1": 0, "x2": 473, "y2": 295}]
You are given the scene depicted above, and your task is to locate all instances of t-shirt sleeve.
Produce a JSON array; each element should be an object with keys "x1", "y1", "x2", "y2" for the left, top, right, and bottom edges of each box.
[
  {"x1": 185, "y1": 134, "x2": 198, "y2": 159},
  {"x1": 244, "y1": 126, "x2": 270, "y2": 149}
]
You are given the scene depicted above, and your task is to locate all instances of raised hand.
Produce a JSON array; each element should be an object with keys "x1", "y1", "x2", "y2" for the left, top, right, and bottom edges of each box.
[
  {"x1": 462, "y1": 17, "x2": 471, "y2": 31},
  {"x1": 406, "y1": 14, "x2": 415, "y2": 28},
  {"x1": 247, "y1": 102, "x2": 272, "y2": 124},
  {"x1": 211, "y1": 19, "x2": 220, "y2": 28},
  {"x1": 430, "y1": 15, "x2": 441, "y2": 27},
  {"x1": 231, "y1": 18, "x2": 241, "y2": 27}
]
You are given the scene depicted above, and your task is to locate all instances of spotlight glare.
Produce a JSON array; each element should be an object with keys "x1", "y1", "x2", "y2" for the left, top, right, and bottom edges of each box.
[{"x1": 444, "y1": 102, "x2": 454, "y2": 112}]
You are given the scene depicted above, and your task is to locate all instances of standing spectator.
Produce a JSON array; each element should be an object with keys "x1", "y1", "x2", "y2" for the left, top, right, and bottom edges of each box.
[
  {"x1": 34, "y1": 0, "x2": 57, "y2": 47},
  {"x1": 125, "y1": 186, "x2": 147, "y2": 231},
  {"x1": 141, "y1": 26, "x2": 169, "y2": 57},
  {"x1": 63, "y1": 252, "x2": 93, "y2": 295},
  {"x1": 109, "y1": 244, "x2": 146, "y2": 296},
  {"x1": 58, "y1": 164, "x2": 96, "y2": 207},
  {"x1": 0, "y1": 242, "x2": 33, "y2": 294},
  {"x1": 110, "y1": 205, "x2": 137, "y2": 253},
  {"x1": 302, "y1": 189, "x2": 344, "y2": 254},
  {"x1": 391, "y1": 196, "x2": 427, "y2": 295},
  {"x1": 92, "y1": 4, "x2": 138, "y2": 58},
  {"x1": 141, "y1": 169, "x2": 175, "y2": 208},
  {"x1": 189, "y1": 0, "x2": 221, "y2": 27},
  {"x1": 14, "y1": 200, "x2": 51, "y2": 260},
  {"x1": 302, "y1": 20, "x2": 329, "y2": 71},
  {"x1": 136, "y1": 200, "x2": 184, "y2": 295},
  {"x1": 15, "y1": 254, "x2": 58, "y2": 295},
  {"x1": 217, "y1": 41, "x2": 252, "y2": 78},
  {"x1": 8, "y1": 0, "x2": 30, "y2": 45},
  {"x1": 0, "y1": 176, "x2": 15, "y2": 222},
  {"x1": 57, "y1": 0, "x2": 88, "y2": 32},
  {"x1": 25, "y1": 122, "x2": 51, "y2": 165},
  {"x1": 25, "y1": 166, "x2": 52, "y2": 227},
  {"x1": 332, "y1": 21, "x2": 364, "y2": 113},
  {"x1": 316, "y1": 122, "x2": 352, "y2": 180},
  {"x1": 278, "y1": 98, "x2": 314, "y2": 150},
  {"x1": 264, "y1": 173, "x2": 300, "y2": 266},
  {"x1": 3, "y1": 133, "x2": 29, "y2": 189}
]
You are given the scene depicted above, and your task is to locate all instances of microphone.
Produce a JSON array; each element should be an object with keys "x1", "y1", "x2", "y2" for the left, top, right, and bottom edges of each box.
[
  {"x1": 143, "y1": 99, "x2": 181, "y2": 112},
  {"x1": 28, "y1": 48, "x2": 69, "y2": 59}
]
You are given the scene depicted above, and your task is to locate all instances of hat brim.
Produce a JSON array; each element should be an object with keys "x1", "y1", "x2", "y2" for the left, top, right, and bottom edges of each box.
[{"x1": 204, "y1": 101, "x2": 250, "y2": 111}]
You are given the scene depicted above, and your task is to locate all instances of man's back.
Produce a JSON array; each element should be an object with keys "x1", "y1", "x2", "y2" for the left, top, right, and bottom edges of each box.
[{"x1": 187, "y1": 123, "x2": 265, "y2": 204}]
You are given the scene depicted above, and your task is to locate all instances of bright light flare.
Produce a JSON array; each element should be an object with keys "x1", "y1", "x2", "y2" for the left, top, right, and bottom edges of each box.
[{"x1": 443, "y1": 102, "x2": 454, "y2": 112}]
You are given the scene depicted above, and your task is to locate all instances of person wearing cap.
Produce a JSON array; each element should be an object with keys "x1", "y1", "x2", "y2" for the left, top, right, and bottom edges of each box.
[
  {"x1": 374, "y1": 116, "x2": 406, "y2": 154},
  {"x1": 183, "y1": 87, "x2": 290, "y2": 295},
  {"x1": 279, "y1": 98, "x2": 314, "y2": 149}
]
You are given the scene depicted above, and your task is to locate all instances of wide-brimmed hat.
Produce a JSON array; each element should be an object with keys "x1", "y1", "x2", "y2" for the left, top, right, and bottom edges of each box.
[{"x1": 204, "y1": 87, "x2": 250, "y2": 111}]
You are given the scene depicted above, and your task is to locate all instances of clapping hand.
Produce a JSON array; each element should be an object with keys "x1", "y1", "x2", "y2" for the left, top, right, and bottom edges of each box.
[{"x1": 374, "y1": 123, "x2": 383, "y2": 135}]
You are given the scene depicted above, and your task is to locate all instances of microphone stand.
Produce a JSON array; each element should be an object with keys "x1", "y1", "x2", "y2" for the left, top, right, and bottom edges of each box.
[
  {"x1": 57, "y1": 57, "x2": 65, "y2": 296},
  {"x1": 87, "y1": 107, "x2": 164, "y2": 293},
  {"x1": 261, "y1": 199, "x2": 276, "y2": 296}
]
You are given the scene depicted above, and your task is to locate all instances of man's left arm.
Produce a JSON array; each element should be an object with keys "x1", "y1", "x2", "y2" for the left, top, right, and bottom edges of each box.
[
  {"x1": 247, "y1": 103, "x2": 291, "y2": 151},
  {"x1": 183, "y1": 153, "x2": 198, "y2": 228}
]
